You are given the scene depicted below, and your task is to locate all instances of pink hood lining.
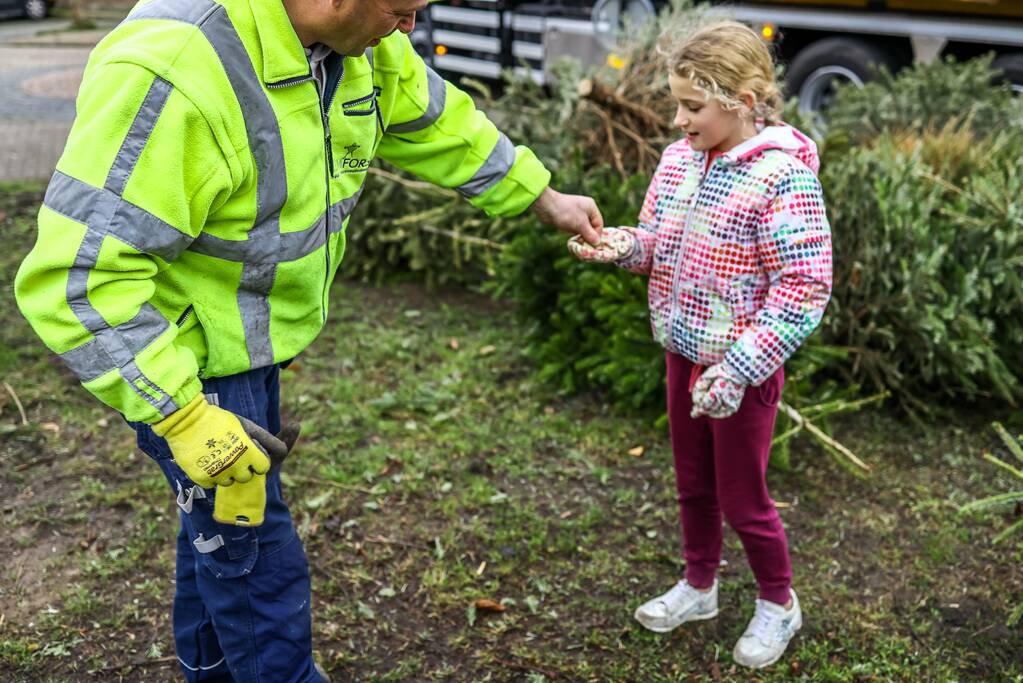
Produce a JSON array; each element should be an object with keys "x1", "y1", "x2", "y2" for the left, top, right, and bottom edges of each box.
[{"x1": 718, "y1": 122, "x2": 821, "y2": 175}]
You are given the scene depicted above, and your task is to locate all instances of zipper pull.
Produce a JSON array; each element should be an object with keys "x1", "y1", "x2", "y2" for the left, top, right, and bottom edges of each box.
[
  {"x1": 325, "y1": 134, "x2": 335, "y2": 177},
  {"x1": 322, "y1": 107, "x2": 335, "y2": 176}
]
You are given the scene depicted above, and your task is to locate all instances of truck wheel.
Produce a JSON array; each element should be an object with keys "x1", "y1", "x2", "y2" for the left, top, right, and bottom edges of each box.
[
  {"x1": 786, "y1": 37, "x2": 900, "y2": 114},
  {"x1": 993, "y1": 53, "x2": 1023, "y2": 94}
]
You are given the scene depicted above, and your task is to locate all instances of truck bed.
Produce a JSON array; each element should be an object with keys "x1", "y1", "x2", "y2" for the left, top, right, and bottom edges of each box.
[{"x1": 748, "y1": 0, "x2": 1023, "y2": 19}]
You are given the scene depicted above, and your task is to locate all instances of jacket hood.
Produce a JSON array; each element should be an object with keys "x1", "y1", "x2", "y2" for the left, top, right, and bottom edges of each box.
[{"x1": 722, "y1": 122, "x2": 820, "y2": 174}]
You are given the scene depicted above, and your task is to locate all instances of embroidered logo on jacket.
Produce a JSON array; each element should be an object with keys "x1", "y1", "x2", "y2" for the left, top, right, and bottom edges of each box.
[{"x1": 337, "y1": 142, "x2": 370, "y2": 173}]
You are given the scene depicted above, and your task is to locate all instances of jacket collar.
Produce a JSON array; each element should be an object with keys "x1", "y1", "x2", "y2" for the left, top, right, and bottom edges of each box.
[
  {"x1": 248, "y1": 0, "x2": 313, "y2": 85},
  {"x1": 713, "y1": 123, "x2": 821, "y2": 173}
]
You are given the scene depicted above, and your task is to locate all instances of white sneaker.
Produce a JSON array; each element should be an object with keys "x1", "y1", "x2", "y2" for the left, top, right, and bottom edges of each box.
[
  {"x1": 634, "y1": 579, "x2": 718, "y2": 633},
  {"x1": 732, "y1": 589, "x2": 802, "y2": 669}
]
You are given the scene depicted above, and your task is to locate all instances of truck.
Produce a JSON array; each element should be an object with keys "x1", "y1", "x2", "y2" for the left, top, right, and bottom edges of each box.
[{"x1": 410, "y1": 0, "x2": 1023, "y2": 113}]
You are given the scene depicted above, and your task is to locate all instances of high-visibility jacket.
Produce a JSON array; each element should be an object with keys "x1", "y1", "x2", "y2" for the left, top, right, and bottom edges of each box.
[{"x1": 15, "y1": 0, "x2": 551, "y2": 424}]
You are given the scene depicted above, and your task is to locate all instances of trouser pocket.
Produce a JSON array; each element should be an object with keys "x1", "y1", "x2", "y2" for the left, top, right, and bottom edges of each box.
[
  {"x1": 755, "y1": 366, "x2": 785, "y2": 408},
  {"x1": 166, "y1": 459, "x2": 259, "y2": 579}
]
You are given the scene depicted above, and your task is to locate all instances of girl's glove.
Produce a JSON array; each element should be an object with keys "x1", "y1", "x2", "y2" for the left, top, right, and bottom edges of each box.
[
  {"x1": 691, "y1": 363, "x2": 747, "y2": 419},
  {"x1": 567, "y1": 227, "x2": 636, "y2": 263}
]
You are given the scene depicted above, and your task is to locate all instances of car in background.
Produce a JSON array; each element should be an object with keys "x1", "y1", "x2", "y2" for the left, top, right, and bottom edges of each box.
[{"x1": 0, "y1": 0, "x2": 53, "y2": 21}]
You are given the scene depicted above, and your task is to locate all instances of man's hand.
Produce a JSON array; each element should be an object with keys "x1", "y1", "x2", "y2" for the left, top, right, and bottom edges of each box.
[
  {"x1": 529, "y1": 187, "x2": 603, "y2": 246},
  {"x1": 212, "y1": 422, "x2": 302, "y2": 527},
  {"x1": 153, "y1": 395, "x2": 285, "y2": 489},
  {"x1": 690, "y1": 363, "x2": 747, "y2": 419}
]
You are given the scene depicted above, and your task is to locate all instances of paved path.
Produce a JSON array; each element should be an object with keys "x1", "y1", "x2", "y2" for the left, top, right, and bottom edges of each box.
[
  {"x1": 0, "y1": 17, "x2": 68, "y2": 43},
  {"x1": 0, "y1": 20, "x2": 107, "y2": 182}
]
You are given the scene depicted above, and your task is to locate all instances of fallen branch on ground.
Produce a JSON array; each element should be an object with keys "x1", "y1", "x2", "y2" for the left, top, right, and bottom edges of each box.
[{"x1": 778, "y1": 401, "x2": 872, "y2": 473}]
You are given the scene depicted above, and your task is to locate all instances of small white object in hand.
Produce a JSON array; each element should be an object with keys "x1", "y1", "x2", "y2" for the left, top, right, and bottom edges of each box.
[{"x1": 567, "y1": 227, "x2": 635, "y2": 263}]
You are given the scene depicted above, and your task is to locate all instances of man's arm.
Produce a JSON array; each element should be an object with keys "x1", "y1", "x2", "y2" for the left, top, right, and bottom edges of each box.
[
  {"x1": 528, "y1": 187, "x2": 602, "y2": 246},
  {"x1": 14, "y1": 62, "x2": 232, "y2": 423},
  {"x1": 373, "y1": 35, "x2": 602, "y2": 244}
]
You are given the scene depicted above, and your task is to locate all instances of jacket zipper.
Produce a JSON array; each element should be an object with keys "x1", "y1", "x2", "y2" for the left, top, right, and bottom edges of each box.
[
  {"x1": 267, "y1": 57, "x2": 345, "y2": 324},
  {"x1": 669, "y1": 154, "x2": 714, "y2": 352},
  {"x1": 322, "y1": 62, "x2": 344, "y2": 177},
  {"x1": 318, "y1": 63, "x2": 345, "y2": 322}
]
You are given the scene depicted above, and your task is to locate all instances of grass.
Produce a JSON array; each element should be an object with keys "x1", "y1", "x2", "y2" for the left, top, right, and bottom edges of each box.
[{"x1": 0, "y1": 183, "x2": 1021, "y2": 681}]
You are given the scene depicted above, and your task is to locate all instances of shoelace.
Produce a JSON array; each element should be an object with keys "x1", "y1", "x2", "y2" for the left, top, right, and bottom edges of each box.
[
  {"x1": 661, "y1": 582, "x2": 697, "y2": 611},
  {"x1": 748, "y1": 600, "x2": 782, "y2": 644}
]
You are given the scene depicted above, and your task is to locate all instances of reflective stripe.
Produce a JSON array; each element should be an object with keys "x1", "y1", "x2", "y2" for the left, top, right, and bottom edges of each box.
[
  {"x1": 47, "y1": 164, "x2": 362, "y2": 267},
  {"x1": 458, "y1": 133, "x2": 515, "y2": 197},
  {"x1": 127, "y1": 0, "x2": 215, "y2": 24},
  {"x1": 121, "y1": 359, "x2": 174, "y2": 412},
  {"x1": 184, "y1": 1, "x2": 287, "y2": 365},
  {"x1": 57, "y1": 77, "x2": 179, "y2": 415},
  {"x1": 58, "y1": 304, "x2": 170, "y2": 381},
  {"x1": 105, "y1": 77, "x2": 172, "y2": 194},
  {"x1": 329, "y1": 180, "x2": 367, "y2": 232},
  {"x1": 177, "y1": 655, "x2": 226, "y2": 672},
  {"x1": 128, "y1": 0, "x2": 289, "y2": 368},
  {"x1": 190, "y1": 217, "x2": 326, "y2": 262},
  {"x1": 387, "y1": 66, "x2": 446, "y2": 134},
  {"x1": 190, "y1": 181, "x2": 365, "y2": 262},
  {"x1": 196, "y1": 4, "x2": 287, "y2": 228},
  {"x1": 238, "y1": 263, "x2": 277, "y2": 368},
  {"x1": 44, "y1": 171, "x2": 194, "y2": 262},
  {"x1": 193, "y1": 533, "x2": 225, "y2": 554}
]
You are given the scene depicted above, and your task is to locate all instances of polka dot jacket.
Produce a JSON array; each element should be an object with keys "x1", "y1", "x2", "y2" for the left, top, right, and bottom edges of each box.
[{"x1": 617, "y1": 123, "x2": 833, "y2": 387}]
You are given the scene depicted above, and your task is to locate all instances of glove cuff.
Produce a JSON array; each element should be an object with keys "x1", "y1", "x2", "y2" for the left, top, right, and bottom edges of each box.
[
  {"x1": 152, "y1": 393, "x2": 207, "y2": 438},
  {"x1": 716, "y1": 361, "x2": 746, "y2": 385}
]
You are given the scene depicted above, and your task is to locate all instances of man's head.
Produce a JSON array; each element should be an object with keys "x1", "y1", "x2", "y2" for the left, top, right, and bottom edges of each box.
[{"x1": 285, "y1": 0, "x2": 428, "y2": 55}]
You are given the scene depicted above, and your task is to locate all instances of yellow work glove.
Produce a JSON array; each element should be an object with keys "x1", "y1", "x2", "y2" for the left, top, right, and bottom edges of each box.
[
  {"x1": 213, "y1": 475, "x2": 268, "y2": 527},
  {"x1": 153, "y1": 395, "x2": 288, "y2": 526},
  {"x1": 211, "y1": 423, "x2": 302, "y2": 527}
]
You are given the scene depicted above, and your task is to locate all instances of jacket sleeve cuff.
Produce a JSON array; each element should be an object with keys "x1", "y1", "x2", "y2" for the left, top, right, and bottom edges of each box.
[
  {"x1": 470, "y1": 145, "x2": 551, "y2": 218},
  {"x1": 145, "y1": 376, "x2": 204, "y2": 426}
]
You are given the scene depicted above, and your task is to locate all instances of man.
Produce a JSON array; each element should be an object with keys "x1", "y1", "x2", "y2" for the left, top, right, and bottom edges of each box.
[{"x1": 14, "y1": 0, "x2": 603, "y2": 679}]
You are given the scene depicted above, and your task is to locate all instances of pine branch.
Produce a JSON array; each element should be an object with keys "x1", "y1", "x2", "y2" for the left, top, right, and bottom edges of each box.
[
  {"x1": 958, "y1": 491, "x2": 1023, "y2": 514},
  {"x1": 993, "y1": 422, "x2": 1023, "y2": 465}
]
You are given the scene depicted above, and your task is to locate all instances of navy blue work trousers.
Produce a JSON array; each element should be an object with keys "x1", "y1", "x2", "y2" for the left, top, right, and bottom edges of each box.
[{"x1": 131, "y1": 364, "x2": 325, "y2": 682}]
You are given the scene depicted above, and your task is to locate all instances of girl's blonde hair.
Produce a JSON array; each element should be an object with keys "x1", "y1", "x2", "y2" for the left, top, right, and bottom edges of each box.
[{"x1": 660, "y1": 20, "x2": 782, "y2": 124}]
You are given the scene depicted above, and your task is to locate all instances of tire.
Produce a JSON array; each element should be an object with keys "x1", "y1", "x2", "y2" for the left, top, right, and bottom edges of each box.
[
  {"x1": 23, "y1": 0, "x2": 48, "y2": 20},
  {"x1": 992, "y1": 53, "x2": 1023, "y2": 95},
  {"x1": 785, "y1": 37, "x2": 901, "y2": 115}
]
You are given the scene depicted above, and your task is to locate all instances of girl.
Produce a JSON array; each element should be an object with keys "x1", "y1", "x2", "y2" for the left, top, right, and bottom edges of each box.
[{"x1": 569, "y1": 21, "x2": 832, "y2": 669}]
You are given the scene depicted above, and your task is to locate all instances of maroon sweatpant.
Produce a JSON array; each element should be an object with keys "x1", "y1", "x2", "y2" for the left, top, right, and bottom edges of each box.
[{"x1": 665, "y1": 352, "x2": 792, "y2": 605}]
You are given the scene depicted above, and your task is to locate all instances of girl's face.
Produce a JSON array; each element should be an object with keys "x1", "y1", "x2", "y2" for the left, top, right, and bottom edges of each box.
[{"x1": 668, "y1": 73, "x2": 756, "y2": 153}]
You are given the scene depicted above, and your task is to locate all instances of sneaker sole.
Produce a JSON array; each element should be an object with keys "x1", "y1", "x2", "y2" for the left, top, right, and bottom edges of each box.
[{"x1": 634, "y1": 606, "x2": 719, "y2": 633}]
